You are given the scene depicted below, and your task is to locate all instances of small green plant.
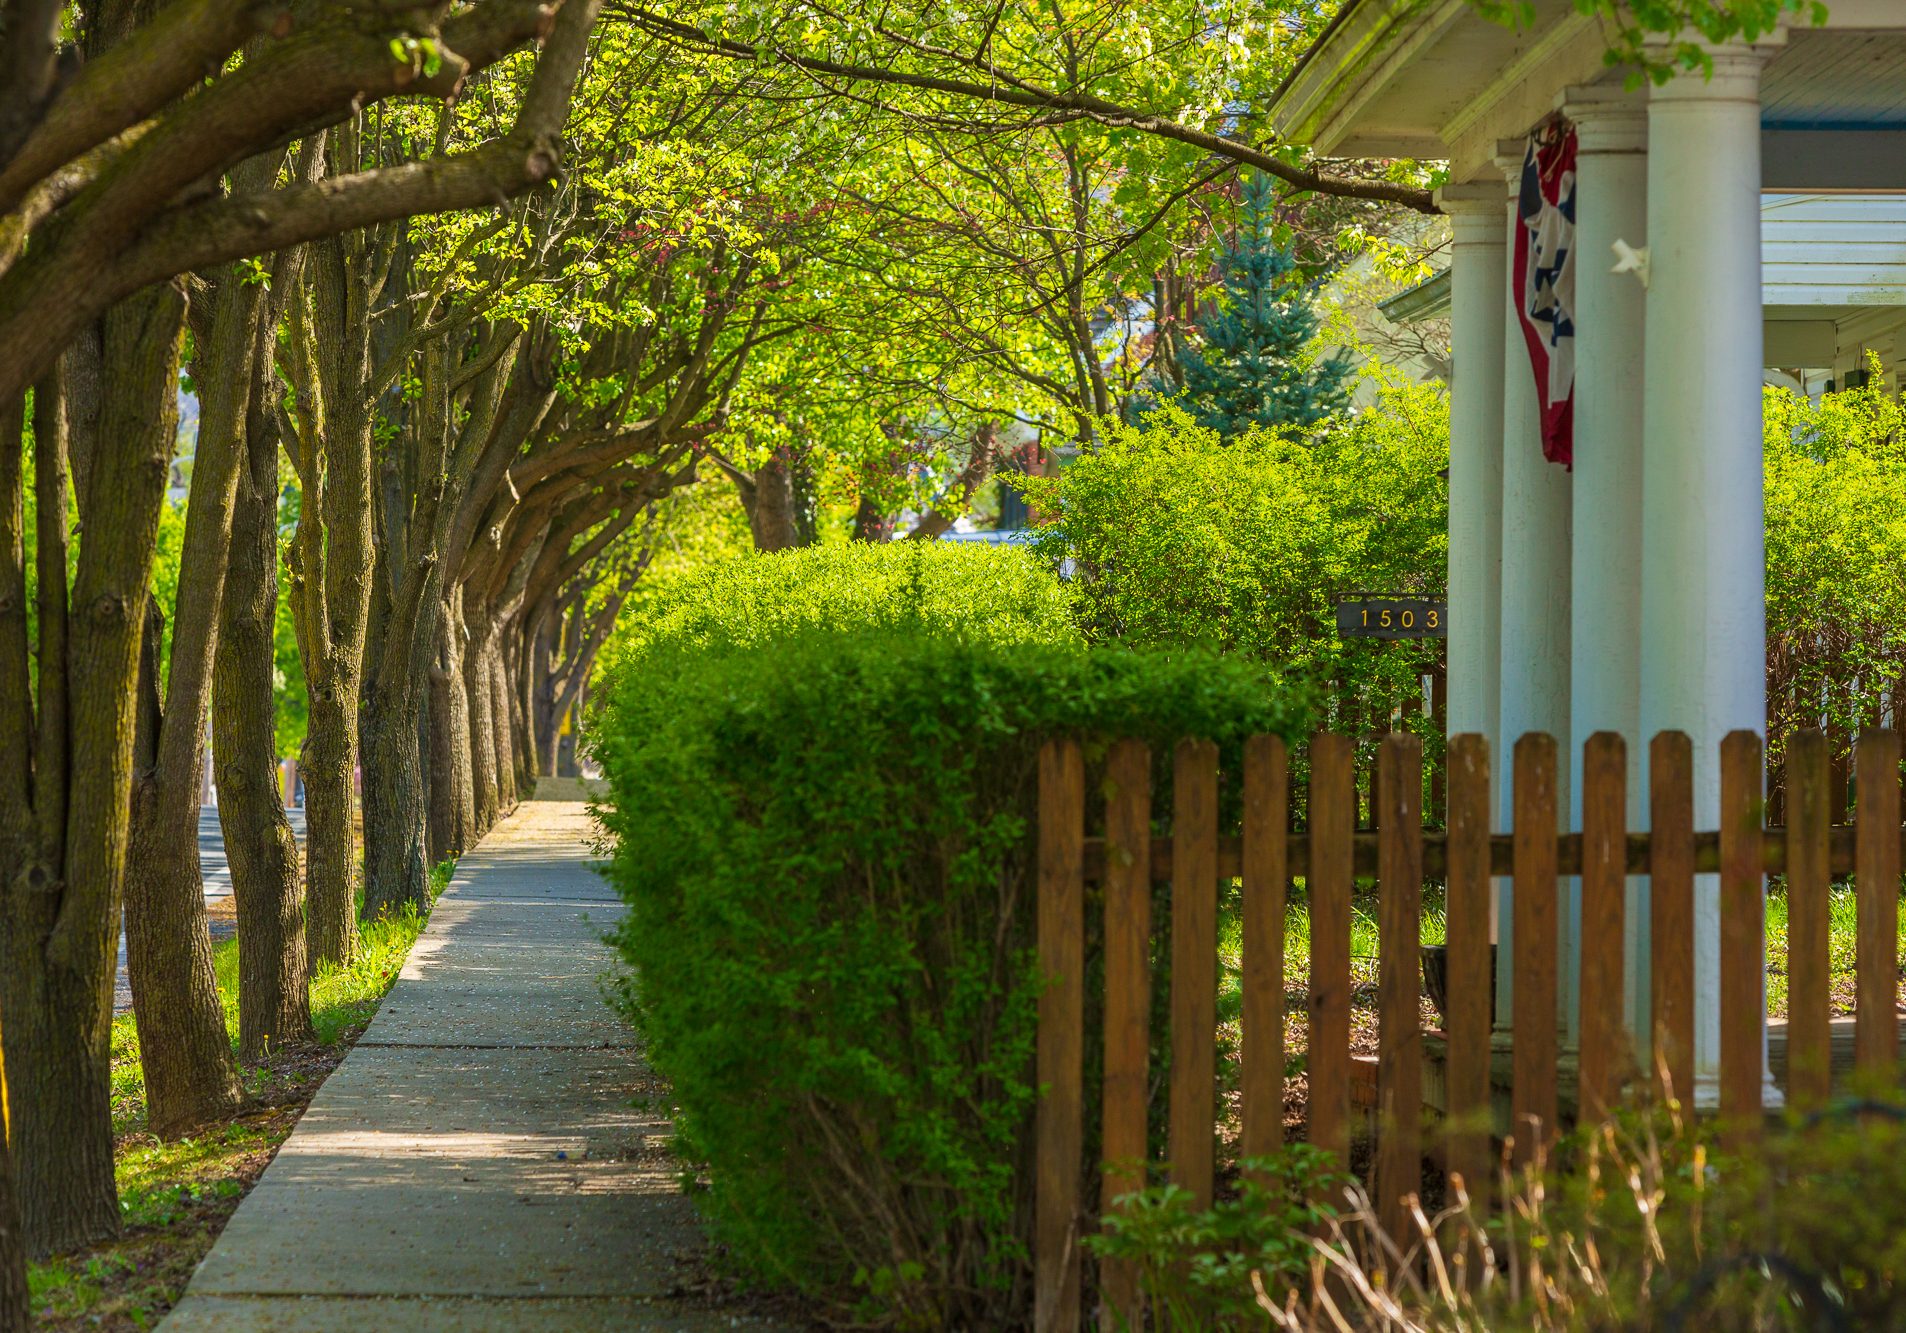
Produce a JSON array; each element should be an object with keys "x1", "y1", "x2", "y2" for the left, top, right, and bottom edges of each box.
[{"x1": 1088, "y1": 1148, "x2": 1350, "y2": 1331}]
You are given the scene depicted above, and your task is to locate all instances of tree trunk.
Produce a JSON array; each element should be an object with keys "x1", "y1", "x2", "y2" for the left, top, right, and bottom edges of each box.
[
  {"x1": 125, "y1": 265, "x2": 263, "y2": 1138},
  {"x1": 489, "y1": 627, "x2": 519, "y2": 812},
  {"x1": 0, "y1": 1114, "x2": 24, "y2": 1333},
  {"x1": 361, "y1": 675, "x2": 429, "y2": 917},
  {"x1": 288, "y1": 225, "x2": 380, "y2": 969},
  {"x1": 750, "y1": 454, "x2": 800, "y2": 551},
  {"x1": 300, "y1": 686, "x2": 359, "y2": 965},
  {"x1": 532, "y1": 616, "x2": 561, "y2": 777},
  {"x1": 426, "y1": 588, "x2": 475, "y2": 863},
  {"x1": 510, "y1": 632, "x2": 538, "y2": 794},
  {"x1": 2, "y1": 287, "x2": 188, "y2": 1254},
  {"x1": 125, "y1": 769, "x2": 243, "y2": 1137},
  {"x1": 559, "y1": 677, "x2": 587, "y2": 777},
  {"x1": 464, "y1": 606, "x2": 500, "y2": 834},
  {"x1": 215, "y1": 343, "x2": 311, "y2": 1063}
]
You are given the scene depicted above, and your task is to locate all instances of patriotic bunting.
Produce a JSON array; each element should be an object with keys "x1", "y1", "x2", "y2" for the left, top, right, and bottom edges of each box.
[{"x1": 1513, "y1": 124, "x2": 1578, "y2": 468}]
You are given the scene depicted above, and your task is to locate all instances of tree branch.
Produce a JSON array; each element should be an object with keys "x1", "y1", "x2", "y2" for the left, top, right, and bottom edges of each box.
[
  {"x1": 0, "y1": 0, "x2": 593, "y2": 403},
  {"x1": 614, "y1": 5, "x2": 1438, "y2": 214}
]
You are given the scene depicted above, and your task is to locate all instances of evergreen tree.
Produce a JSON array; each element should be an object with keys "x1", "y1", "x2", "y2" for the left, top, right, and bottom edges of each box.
[{"x1": 1175, "y1": 172, "x2": 1353, "y2": 436}]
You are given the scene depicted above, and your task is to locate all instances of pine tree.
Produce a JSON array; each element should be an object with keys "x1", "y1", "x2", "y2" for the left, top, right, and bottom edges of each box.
[{"x1": 1175, "y1": 172, "x2": 1352, "y2": 437}]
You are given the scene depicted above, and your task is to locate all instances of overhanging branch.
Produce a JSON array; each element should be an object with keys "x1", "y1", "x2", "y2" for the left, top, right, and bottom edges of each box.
[{"x1": 614, "y1": 5, "x2": 1438, "y2": 214}]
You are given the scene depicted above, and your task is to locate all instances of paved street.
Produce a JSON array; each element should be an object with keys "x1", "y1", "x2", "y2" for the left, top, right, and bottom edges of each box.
[{"x1": 113, "y1": 807, "x2": 308, "y2": 1014}]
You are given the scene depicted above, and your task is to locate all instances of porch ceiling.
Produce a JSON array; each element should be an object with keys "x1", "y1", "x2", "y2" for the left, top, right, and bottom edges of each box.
[
  {"x1": 1269, "y1": 1, "x2": 1906, "y2": 180},
  {"x1": 1268, "y1": 0, "x2": 1595, "y2": 164},
  {"x1": 1763, "y1": 29, "x2": 1906, "y2": 129}
]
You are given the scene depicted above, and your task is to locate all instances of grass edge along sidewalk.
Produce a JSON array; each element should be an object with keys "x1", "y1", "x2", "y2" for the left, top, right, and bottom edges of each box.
[{"x1": 25, "y1": 859, "x2": 454, "y2": 1331}]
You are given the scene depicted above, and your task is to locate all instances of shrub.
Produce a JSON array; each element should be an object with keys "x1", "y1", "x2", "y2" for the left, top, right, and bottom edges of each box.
[
  {"x1": 606, "y1": 537, "x2": 1078, "y2": 664},
  {"x1": 596, "y1": 617, "x2": 1305, "y2": 1327},
  {"x1": 1764, "y1": 365, "x2": 1906, "y2": 808},
  {"x1": 1018, "y1": 383, "x2": 1448, "y2": 729}
]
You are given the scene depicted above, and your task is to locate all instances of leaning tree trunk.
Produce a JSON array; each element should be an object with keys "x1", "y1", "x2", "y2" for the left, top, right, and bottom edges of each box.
[
  {"x1": 1, "y1": 288, "x2": 185, "y2": 1254},
  {"x1": 215, "y1": 347, "x2": 312, "y2": 1062}
]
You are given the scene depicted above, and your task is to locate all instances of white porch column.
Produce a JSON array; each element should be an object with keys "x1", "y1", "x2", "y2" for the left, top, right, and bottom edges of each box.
[
  {"x1": 1495, "y1": 148, "x2": 1574, "y2": 1032},
  {"x1": 1562, "y1": 87, "x2": 1650, "y2": 1049},
  {"x1": 1437, "y1": 182, "x2": 1506, "y2": 759},
  {"x1": 1640, "y1": 44, "x2": 1769, "y2": 1102}
]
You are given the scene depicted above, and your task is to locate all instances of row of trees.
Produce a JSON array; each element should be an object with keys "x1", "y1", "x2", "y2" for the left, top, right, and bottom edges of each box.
[{"x1": 0, "y1": 0, "x2": 1799, "y2": 1324}]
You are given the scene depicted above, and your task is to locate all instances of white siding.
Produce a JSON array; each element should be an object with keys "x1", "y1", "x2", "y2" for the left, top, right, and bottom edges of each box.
[{"x1": 1763, "y1": 194, "x2": 1906, "y2": 306}]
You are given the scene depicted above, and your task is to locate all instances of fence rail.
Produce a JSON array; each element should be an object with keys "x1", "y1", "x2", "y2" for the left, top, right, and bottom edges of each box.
[{"x1": 1033, "y1": 726, "x2": 1906, "y2": 1333}]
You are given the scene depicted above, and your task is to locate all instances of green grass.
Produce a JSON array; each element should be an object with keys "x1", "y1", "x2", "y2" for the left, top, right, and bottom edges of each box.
[
  {"x1": 38, "y1": 858, "x2": 454, "y2": 1330},
  {"x1": 1762, "y1": 880, "x2": 1906, "y2": 1016},
  {"x1": 107, "y1": 886, "x2": 443, "y2": 1134},
  {"x1": 1218, "y1": 881, "x2": 1448, "y2": 995},
  {"x1": 1216, "y1": 876, "x2": 1899, "y2": 1029}
]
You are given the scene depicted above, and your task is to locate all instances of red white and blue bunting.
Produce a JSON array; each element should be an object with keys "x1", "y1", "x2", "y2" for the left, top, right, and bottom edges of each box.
[{"x1": 1513, "y1": 123, "x2": 1577, "y2": 468}]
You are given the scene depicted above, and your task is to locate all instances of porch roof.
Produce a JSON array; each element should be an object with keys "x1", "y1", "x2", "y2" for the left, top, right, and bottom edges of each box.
[{"x1": 1268, "y1": 0, "x2": 1906, "y2": 184}]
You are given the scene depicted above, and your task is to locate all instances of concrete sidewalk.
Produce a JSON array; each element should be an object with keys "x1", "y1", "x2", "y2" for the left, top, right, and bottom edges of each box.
[{"x1": 164, "y1": 799, "x2": 782, "y2": 1331}]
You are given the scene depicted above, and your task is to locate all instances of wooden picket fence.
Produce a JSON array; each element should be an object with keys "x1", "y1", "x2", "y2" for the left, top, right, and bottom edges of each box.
[{"x1": 1033, "y1": 727, "x2": 1906, "y2": 1333}]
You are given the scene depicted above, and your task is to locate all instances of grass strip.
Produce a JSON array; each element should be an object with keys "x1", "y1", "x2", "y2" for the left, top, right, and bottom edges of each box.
[{"x1": 27, "y1": 859, "x2": 453, "y2": 1331}]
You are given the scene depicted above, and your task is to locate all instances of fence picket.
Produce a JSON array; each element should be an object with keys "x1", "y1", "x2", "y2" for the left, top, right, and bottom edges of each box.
[
  {"x1": 1650, "y1": 732, "x2": 1696, "y2": 1106},
  {"x1": 1855, "y1": 729, "x2": 1900, "y2": 1075},
  {"x1": 1443, "y1": 734, "x2": 1492, "y2": 1211},
  {"x1": 1099, "y1": 738, "x2": 1150, "y2": 1333},
  {"x1": 1578, "y1": 732, "x2": 1627, "y2": 1122},
  {"x1": 1512, "y1": 733, "x2": 1559, "y2": 1163},
  {"x1": 1376, "y1": 734, "x2": 1423, "y2": 1244},
  {"x1": 1032, "y1": 723, "x2": 1906, "y2": 1325},
  {"x1": 1034, "y1": 739, "x2": 1084, "y2": 1333},
  {"x1": 1241, "y1": 735, "x2": 1288, "y2": 1165},
  {"x1": 1719, "y1": 731, "x2": 1765, "y2": 1144},
  {"x1": 1308, "y1": 732, "x2": 1355, "y2": 1165},
  {"x1": 1786, "y1": 729, "x2": 1832, "y2": 1108},
  {"x1": 1168, "y1": 739, "x2": 1219, "y2": 1206}
]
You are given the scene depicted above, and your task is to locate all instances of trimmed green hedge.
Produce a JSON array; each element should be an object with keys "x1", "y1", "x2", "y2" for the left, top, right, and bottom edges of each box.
[
  {"x1": 609, "y1": 538, "x2": 1078, "y2": 660},
  {"x1": 596, "y1": 546, "x2": 1305, "y2": 1325}
]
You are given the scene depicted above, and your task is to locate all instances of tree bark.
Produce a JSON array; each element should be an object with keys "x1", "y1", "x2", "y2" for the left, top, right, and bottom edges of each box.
[
  {"x1": 215, "y1": 327, "x2": 312, "y2": 1063},
  {"x1": 717, "y1": 450, "x2": 800, "y2": 551},
  {"x1": 464, "y1": 603, "x2": 501, "y2": 834},
  {"x1": 511, "y1": 633, "x2": 539, "y2": 792},
  {"x1": 426, "y1": 586, "x2": 476, "y2": 863},
  {"x1": 1, "y1": 287, "x2": 186, "y2": 1254},
  {"x1": 559, "y1": 677, "x2": 587, "y2": 777},
  {"x1": 0, "y1": 1114, "x2": 23, "y2": 1333},
  {"x1": 124, "y1": 263, "x2": 262, "y2": 1138},
  {"x1": 489, "y1": 622, "x2": 520, "y2": 812},
  {"x1": 289, "y1": 225, "x2": 380, "y2": 969},
  {"x1": 299, "y1": 684, "x2": 360, "y2": 961},
  {"x1": 360, "y1": 673, "x2": 430, "y2": 917},
  {"x1": 532, "y1": 614, "x2": 561, "y2": 778},
  {"x1": 0, "y1": 411, "x2": 29, "y2": 1328}
]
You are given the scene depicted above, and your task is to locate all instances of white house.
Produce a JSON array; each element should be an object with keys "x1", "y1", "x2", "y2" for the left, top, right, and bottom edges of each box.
[{"x1": 1268, "y1": 0, "x2": 1906, "y2": 1102}]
